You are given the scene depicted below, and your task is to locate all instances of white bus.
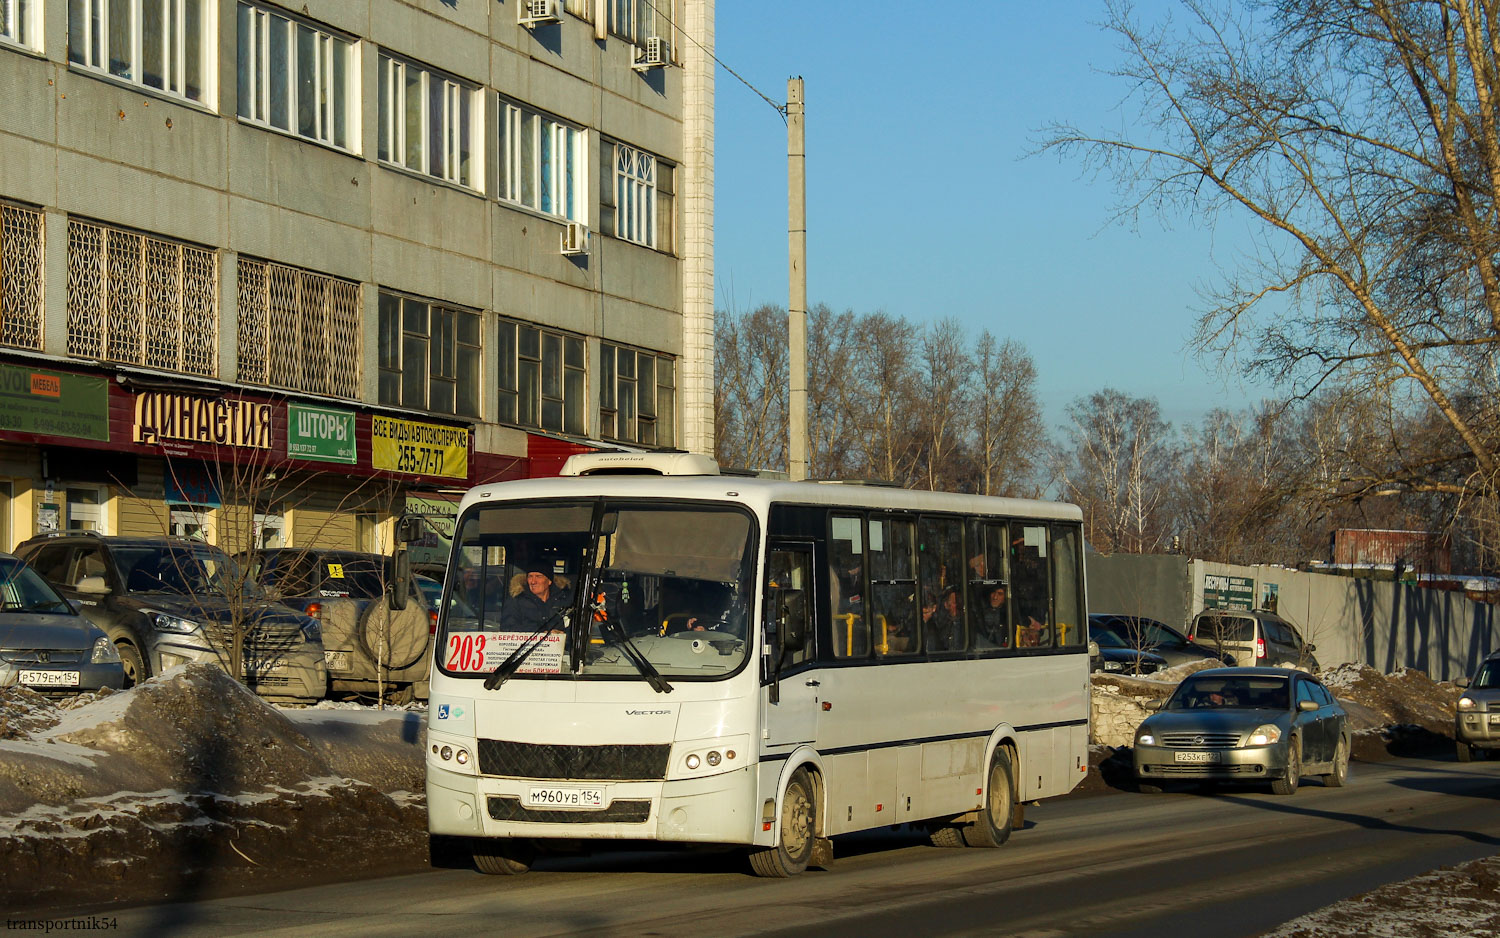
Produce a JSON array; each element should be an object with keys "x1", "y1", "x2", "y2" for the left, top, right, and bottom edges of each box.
[{"x1": 425, "y1": 453, "x2": 1090, "y2": 877}]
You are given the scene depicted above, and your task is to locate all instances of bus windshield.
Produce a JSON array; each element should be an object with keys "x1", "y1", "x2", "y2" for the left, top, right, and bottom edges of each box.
[{"x1": 439, "y1": 499, "x2": 756, "y2": 682}]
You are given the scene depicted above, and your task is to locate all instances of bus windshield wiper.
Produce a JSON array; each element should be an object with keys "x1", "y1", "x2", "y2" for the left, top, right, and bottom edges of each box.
[
  {"x1": 601, "y1": 619, "x2": 673, "y2": 694},
  {"x1": 482, "y1": 606, "x2": 569, "y2": 691}
]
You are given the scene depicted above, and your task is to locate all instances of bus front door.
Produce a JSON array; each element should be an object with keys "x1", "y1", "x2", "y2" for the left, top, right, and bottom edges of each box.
[{"x1": 763, "y1": 545, "x2": 819, "y2": 747}]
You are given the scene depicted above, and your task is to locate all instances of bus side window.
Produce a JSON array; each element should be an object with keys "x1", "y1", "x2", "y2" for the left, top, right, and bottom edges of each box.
[
  {"x1": 870, "y1": 516, "x2": 917, "y2": 657},
  {"x1": 1010, "y1": 525, "x2": 1052, "y2": 647},
  {"x1": 1051, "y1": 525, "x2": 1084, "y2": 648},
  {"x1": 829, "y1": 515, "x2": 869, "y2": 657},
  {"x1": 766, "y1": 548, "x2": 815, "y2": 667}
]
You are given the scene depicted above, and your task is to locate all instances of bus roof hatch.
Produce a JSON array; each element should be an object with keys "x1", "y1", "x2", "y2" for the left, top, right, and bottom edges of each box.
[{"x1": 559, "y1": 452, "x2": 721, "y2": 477}]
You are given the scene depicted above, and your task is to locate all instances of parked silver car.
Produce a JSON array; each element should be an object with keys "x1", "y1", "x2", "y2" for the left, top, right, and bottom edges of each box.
[
  {"x1": 0, "y1": 552, "x2": 125, "y2": 694},
  {"x1": 1455, "y1": 652, "x2": 1500, "y2": 762},
  {"x1": 1133, "y1": 667, "x2": 1349, "y2": 795},
  {"x1": 1188, "y1": 609, "x2": 1319, "y2": 671}
]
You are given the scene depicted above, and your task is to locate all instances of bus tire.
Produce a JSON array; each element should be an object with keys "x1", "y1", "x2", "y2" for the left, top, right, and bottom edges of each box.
[
  {"x1": 472, "y1": 838, "x2": 534, "y2": 875},
  {"x1": 962, "y1": 747, "x2": 1014, "y2": 848},
  {"x1": 928, "y1": 824, "x2": 965, "y2": 848},
  {"x1": 749, "y1": 767, "x2": 816, "y2": 877}
]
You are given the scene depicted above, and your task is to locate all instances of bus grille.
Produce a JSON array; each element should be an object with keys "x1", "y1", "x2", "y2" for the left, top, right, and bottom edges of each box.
[
  {"x1": 476, "y1": 739, "x2": 671, "y2": 781},
  {"x1": 487, "y1": 796, "x2": 652, "y2": 824}
]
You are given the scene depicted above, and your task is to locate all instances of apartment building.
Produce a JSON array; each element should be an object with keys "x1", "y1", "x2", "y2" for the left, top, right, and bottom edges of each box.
[{"x1": 0, "y1": 0, "x2": 715, "y2": 553}]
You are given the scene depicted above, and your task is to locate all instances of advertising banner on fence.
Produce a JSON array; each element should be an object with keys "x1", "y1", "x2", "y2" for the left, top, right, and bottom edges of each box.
[{"x1": 371, "y1": 415, "x2": 468, "y2": 479}]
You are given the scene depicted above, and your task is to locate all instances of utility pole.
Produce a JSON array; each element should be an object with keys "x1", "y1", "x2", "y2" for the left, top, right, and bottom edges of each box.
[{"x1": 788, "y1": 77, "x2": 808, "y2": 481}]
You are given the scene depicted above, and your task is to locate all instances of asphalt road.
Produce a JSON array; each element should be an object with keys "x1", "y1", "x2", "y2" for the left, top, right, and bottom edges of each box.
[{"x1": 110, "y1": 755, "x2": 1500, "y2": 938}]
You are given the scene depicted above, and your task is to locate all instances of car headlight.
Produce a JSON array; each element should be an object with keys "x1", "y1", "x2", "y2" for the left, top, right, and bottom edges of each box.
[
  {"x1": 1103, "y1": 661, "x2": 1122, "y2": 671},
  {"x1": 1246, "y1": 724, "x2": 1282, "y2": 746},
  {"x1": 1136, "y1": 732, "x2": 1156, "y2": 746},
  {"x1": 1458, "y1": 696, "x2": 1476, "y2": 711},
  {"x1": 91, "y1": 636, "x2": 122, "y2": 664},
  {"x1": 300, "y1": 618, "x2": 322, "y2": 644},
  {"x1": 148, "y1": 611, "x2": 202, "y2": 634}
]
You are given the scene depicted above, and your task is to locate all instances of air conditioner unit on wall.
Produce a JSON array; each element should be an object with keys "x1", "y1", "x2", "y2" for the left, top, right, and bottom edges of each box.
[
  {"x1": 561, "y1": 222, "x2": 589, "y2": 255},
  {"x1": 518, "y1": 0, "x2": 562, "y2": 26},
  {"x1": 633, "y1": 36, "x2": 670, "y2": 70}
]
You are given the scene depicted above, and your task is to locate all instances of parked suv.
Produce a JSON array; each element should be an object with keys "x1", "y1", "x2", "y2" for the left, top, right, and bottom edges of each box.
[
  {"x1": 1455, "y1": 651, "x2": 1500, "y2": 762},
  {"x1": 16, "y1": 533, "x2": 327, "y2": 703},
  {"x1": 1188, "y1": 608, "x2": 1319, "y2": 671},
  {"x1": 246, "y1": 549, "x2": 431, "y2": 703}
]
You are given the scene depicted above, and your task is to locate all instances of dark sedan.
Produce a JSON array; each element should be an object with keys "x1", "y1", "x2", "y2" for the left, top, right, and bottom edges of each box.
[
  {"x1": 1133, "y1": 667, "x2": 1349, "y2": 795},
  {"x1": 1089, "y1": 621, "x2": 1167, "y2": 675},
  {"x1": 1090, "y1": 613, "x2": 1234, "y2": 668},
  {"x1": 0, "y1": 553, "x2": 125, "y2": 695}
]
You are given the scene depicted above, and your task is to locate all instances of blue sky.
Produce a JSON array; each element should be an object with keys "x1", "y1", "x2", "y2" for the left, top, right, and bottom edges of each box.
[{"x1": 710, "y1": 2, "x2": 1271, "y2": 431}]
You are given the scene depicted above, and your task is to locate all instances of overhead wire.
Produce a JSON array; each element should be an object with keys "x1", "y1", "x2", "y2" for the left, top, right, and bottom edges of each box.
[{"x1": 630, "y1": 0, "x2": 788, "y2": 121}]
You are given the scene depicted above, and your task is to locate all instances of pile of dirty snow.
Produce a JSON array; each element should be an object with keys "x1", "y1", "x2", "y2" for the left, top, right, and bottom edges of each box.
[{"x1": 0, "y1": 663, "x2": 428, "y2": 913}]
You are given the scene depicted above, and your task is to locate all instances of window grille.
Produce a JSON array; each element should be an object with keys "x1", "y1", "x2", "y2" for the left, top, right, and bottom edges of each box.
[
  {"x1": 0, "y1": 202, "x2": 44, "y2": 351},
  {"x1": 238, "y1": 258, "x2": 360, "y2": 399},
  {"x1": 66, "y1": 219, "x2": 217, "y2": 377}
]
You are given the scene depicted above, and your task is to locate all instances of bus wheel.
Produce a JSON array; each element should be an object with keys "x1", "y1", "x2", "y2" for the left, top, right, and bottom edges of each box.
[
  {"x1": 963, "y1": 748, "x2": 1014, "y2": 848},
  {"x1": 472, "y1": 838, "x2": 535, "y2": 875},
  {"x1": 928, "y1": 824, "x2": 965, "y2": 848},
  {"x1": 749, "y1": 768, "x2": 816, "y2": 877}
]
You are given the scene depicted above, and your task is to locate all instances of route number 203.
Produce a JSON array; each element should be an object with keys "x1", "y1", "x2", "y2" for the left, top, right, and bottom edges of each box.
[{"x1": 446, "y1": 633, "x2": 488, "y2": 671}]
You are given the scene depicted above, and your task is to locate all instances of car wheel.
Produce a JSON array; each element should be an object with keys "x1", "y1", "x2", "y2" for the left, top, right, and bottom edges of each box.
[
  {"x1": 749, "y1": 767, "x2": 816, "y2": 877},
  {"x1": 472, "y1": 838, "x2": 534, "y2": 875},
  {"x1": 962, "y1": 747, "x2": 1015, "y2": 847},
  {"x1": 115, "y1": 641, "x2": 147, "y2": 688},
  {"x1": 1325, "y1": 736, "x2": 1350, "y2": 788},
  {"x1": 1457, "y1": 741, "x2": 1474, "y2": 763},
  {"x1": 1271, "y1": 737, "x2": 1301, "y2": 795}
]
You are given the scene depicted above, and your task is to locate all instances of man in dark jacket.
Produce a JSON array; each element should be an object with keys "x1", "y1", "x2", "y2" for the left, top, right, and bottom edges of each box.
[{"x1": 505, "y1": 563, "x2": 572, "y2": 632}]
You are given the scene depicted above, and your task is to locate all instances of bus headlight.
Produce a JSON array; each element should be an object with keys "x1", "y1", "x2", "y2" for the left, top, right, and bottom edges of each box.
[
  {"x1": 706, "y1": 751, "x2": 722, "y2": 766},
  {"x1": 685, "y1": 754, "x2": 701, "y2": 770}
]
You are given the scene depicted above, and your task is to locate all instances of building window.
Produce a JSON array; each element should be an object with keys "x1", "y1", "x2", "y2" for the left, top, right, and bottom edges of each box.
[
  {"x1": 0, "y1": 202, "x2": 44, "y2": 351},
  {"x1": 236, "y1": 3, "x2": 358, "y2": 152},
  {"x1": 600, "y1": 342, "x2": 673, "y2": 446},
  {"x1": 377, "y1": 292, "x2": 480, "y2": 418},
  {"x1": 67, "y1": 0, "x2": 215, "y2": 104},
  {"x1": 237, "y1": 258, "x2": 361, "y2": 399},
  {"x1": 65, "y1": 486, "x2": 105, "y2": 532},
  {"x1": 376, "y1": 51, "x2": 482, "y2": 191},
  {"x1": 2, "y1": 0, "x2": 40, "y2": 50},
  {"x1": 66, "y1": 219, "x2": 217, "y2": 377},
  {"x1": 607, "y1": 0, "x2": 668, "y2": 45},
  {"x1": 613, "y1": 144, "x2": 657, "y2": 248},
  {"x1": 496, "y1": 318, "x2": 585, "y2": 435},
  {"x1": 498, "y1": 98, "x2": 586, "y2": 222}
]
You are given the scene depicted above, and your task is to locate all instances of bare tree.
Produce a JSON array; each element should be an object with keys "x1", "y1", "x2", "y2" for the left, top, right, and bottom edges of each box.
[
  {"x1": 1059, "y1": 389, "x2": 1179, "y2": 553},
  {"x1": 1042, "y1": 0, "x2": 1500, "y2": 560},
  {"x1": 972, "y1": 331, "x2": 1048, "y2": 497},
  {"x1": 714, "y1": 303, "x2": 789, "y2": 473},
  {"x1": 914, "y1": 319, "x2": 974, "y2": 491}
]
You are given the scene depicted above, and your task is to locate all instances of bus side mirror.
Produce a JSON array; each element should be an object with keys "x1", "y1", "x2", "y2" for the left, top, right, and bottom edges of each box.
[
  {"x1": 778, "y1": 588, "x2": 807, "y2": 652},
  {"x1": 389, "y1": 549, "x2": 411, "y2": 612}
]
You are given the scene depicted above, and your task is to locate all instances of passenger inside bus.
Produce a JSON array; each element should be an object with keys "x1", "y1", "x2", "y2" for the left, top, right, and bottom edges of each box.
[
  {"x1": 974, "y1": 583, "x2": 1009, "y2": 647},
  {"x1": 928, "y1": 586, "x2": 963, "y2": 651}
]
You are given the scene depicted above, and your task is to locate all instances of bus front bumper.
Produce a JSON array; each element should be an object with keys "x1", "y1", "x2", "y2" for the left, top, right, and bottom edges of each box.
[{"x1": 427, "y1": 763, "x2": 757, "y2": 845}]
